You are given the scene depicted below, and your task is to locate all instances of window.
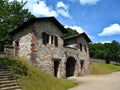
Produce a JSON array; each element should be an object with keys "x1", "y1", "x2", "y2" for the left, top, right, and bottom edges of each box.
[
  {"x1": 55, "y1": 36, "x2": 58, "y2": 47},
  {"x1": 42, "y1": 32, "x2": 58, "y2": 47},
  {"x1": 51, "y1": 35, "x2": 54, "y2": 44},
  {"x1": 80, "y1": 43, "x2": 82, "y2": 51},
  {"x1": 42, "y1": 32, "x2": 49, "y2": 45}
]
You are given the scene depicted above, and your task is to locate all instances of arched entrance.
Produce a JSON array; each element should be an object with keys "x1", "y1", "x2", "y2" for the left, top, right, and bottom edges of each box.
[{"x1": 66, "y1": 57, "x2": 76, "y2": 77}]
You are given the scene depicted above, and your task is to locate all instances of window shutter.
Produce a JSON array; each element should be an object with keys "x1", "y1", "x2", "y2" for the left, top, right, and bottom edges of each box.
[
  {"x1": 46, "y1": 34, "x2": 49, "y2": 43},
  {"x1": 42, "y1": 32, "x2": 47, "y2": 45},
  {"x1": 51, "y1": 35, "x2": 54, "y2": 44},
  {"x1": 80, "y1": 43, "x2": 82, "y2": 51},
  {"x1": 55, "y1": 36, "x2": 58, "y2": 47}
]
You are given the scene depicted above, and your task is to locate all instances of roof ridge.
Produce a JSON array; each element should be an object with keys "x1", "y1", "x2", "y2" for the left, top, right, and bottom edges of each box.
[{"x1": 10, "y1": 17, "x2": 67, "y2": 35}]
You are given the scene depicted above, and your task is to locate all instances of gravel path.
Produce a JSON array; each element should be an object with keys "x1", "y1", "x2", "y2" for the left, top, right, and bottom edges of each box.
[{"x1": 68, "y1": 72, "x2": 120, "y2": 90}]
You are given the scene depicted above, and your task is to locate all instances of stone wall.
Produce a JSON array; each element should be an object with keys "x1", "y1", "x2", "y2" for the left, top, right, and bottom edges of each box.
[
  {"x1": 0, "y1": 52, "x2": 6, "y2": 58},
  {"x1": 0, "y1": 45, "x2": 14, "y2": 58},
  {"x1": 4, "y1": 45, "x2": 14, "y2": 58},
  {"x1": 34, "y1": 20, "x2": 66, "y2": 77},
  {"x1": 64, "y1": 35, "x2": 90, "y2": 74}
]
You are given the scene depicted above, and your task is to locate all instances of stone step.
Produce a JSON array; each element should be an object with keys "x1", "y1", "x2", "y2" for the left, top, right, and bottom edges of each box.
[
  {"x1": 0, "y1": 80, "x2": 16, "y2": 84},
  {"x1": 0, "y1": 73, "x2": 11, "y2": 76},
  {"x1": 0, "y1": 73, "x2": 10, "y2": 76},
  {"x1": 0, "y1": 74, "x2": 12, "y2": 79},
  {"x1": 0, "y1": 73, "x2": 10, "y2": 75},
  {"x1": 0, "y1": 71, "x2": 9, "y2": 73},
  {"x1": 0, "y1": 68, "x2": 9, "y2": 70},
  {"x1": 0, "y1": 71, "x2": 10, "y2": 75},
  {"x1": 0, "y1": 60, "x2": 22, "y2": 90},
  {"x1": 0, "y1": 75, "x2": 12, "y2": 79},
  {"x1": 0, "y1": 78, "x2": 14, "y2": 81},
  {"x1": 0, "y1": 82, "x2": 17, "y2": 88},
  {"x1": 0, "y1": 85, "x2": 21, "y2": 90}
]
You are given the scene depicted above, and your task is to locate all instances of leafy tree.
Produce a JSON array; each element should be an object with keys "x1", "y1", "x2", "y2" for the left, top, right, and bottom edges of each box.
[
  {"x1": 103, "y1": 43, "x2": 112, "y2": 63},
  {"x1": 89, "y1": 43, "x2": 105, "y2": 59},
  {"x1": 110, "y1": 40, "x2": 120, "y2": 63},
  {"x1": 89, "y1": 40, "x2": 120, "y2": 64},
  {"x1": 63, "y1": 28, "x2": 79, "y2": 38},
  {"x1": 0, "y1": 0, "x2": 34, "y2": 51}
]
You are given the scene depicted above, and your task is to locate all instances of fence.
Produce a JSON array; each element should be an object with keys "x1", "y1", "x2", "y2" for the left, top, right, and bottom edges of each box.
[{"x1": 90, "y1": 58, "x2": 105, "y2": 63}]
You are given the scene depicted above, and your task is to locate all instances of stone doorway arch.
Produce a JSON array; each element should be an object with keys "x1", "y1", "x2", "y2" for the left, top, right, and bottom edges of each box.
[{"x1": 66, "y1": 57, "x2": 76, "y2": 77}]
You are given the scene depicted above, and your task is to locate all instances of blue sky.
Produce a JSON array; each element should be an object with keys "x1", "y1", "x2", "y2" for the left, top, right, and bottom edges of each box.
[{"x1": 9, "y1": 0, "x2": 120, "y2": 43}]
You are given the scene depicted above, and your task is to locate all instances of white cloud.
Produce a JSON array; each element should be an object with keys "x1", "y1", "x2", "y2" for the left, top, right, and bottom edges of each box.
[
  {"x1": 98, "y1": 23, "x2": 120, "y2": 36},
  {"x1": 64, "y1": 25, "x2": 84, "y2": 33},
  {"x1": 100, "y1": 41, "x2": 111, "y2": 44},
  {"x1": 57, "y1": 1, "x2": 71, "y2": 18},
  {"x1": 57, "y1": 1, "x2": 68, "y2": 10},
  {"x1": 94, "y1": 41, "x2": 111, "y2": 44},
  {"x1": 79, "y1": 0, "x2": 100, "y2": 5},
  {"x1": 9, "y1": 0, "x2": 71, "y2": 18},
  {"x1": 32, "y1": 1, "x2": 58, "y2": 17}
]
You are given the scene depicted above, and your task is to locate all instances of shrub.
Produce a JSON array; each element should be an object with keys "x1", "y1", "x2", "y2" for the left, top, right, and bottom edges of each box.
[{"x1": 2, "y1": 58, "x2": 30, "y2": 78}]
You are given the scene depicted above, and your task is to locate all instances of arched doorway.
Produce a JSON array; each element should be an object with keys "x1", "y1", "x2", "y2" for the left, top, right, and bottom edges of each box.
[{"x1": 66, "y1": 57, "x2": 76, "y2": 77}]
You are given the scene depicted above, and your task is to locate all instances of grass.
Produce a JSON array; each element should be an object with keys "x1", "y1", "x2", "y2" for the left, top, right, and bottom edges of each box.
[
  {"x1": 3, "y1": 58, "x2": 120, "y2": 90},
  {"x1": 17, "y1": 67, "x2": 77, "y2": 90},
  {"x1": 88, "y1": 62, "x2": 120, "y2": 75},
  {"x1": 17, "y1": 62, "x2": 120, "y2": 90},
  {"x1": 2, "y1": 58, "x2": 77, "y2": 90}
]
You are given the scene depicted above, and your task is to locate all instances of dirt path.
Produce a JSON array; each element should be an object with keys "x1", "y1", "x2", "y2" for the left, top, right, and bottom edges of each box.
[{"x1": 68, "y1": 72, "x2": 120, "y2": 90}]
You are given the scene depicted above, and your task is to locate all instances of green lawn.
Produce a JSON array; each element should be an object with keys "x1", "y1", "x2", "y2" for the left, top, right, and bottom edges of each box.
[
  {"x1": 17, "y1": 67, "x2": 77, "y2": 90},
  {"x1": 3, "y1": 58, "x2": 120, "y2": 90},
  {"x1": 2, "y1": 58, "x2": 77, "y2": 90},
  {"x1": 88, "y1": 62, "x2": 120, "y2": 75}
]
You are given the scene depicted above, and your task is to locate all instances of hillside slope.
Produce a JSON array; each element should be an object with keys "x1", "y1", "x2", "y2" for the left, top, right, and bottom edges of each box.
[
  {"x1": 1, "y1": 58, "x2": 77, "y2": 90},
  {"x1": 88, "y1": 62, "x2": 120, "y2": 75}
]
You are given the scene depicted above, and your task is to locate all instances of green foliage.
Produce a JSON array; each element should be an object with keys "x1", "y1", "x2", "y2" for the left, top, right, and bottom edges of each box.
[
  {"x1": 88, "y1": 62, "x2": 120, "y2": 75},
  {"x1": 63, "y1": 28, "x2": 79, "y2": 38},
  {"x1": 0, "y1": 0, "x2": 34, "y2": 51},
  {"x1": 2, "y1": 58, "x2": 29, "y2": 78},
  {"x1": 89, "y1": 40, "x2": 120, "y2": 64}
]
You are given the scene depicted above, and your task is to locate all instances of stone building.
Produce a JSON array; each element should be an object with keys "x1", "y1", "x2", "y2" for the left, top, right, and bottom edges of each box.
[{"x1": 10, "y1": 17, "x2": 91, "y2": 78}]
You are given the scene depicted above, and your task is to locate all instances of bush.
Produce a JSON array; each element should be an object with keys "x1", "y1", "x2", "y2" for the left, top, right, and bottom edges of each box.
[{"x1": 2, "y1": 58, "x2": 30, "y2": 78}]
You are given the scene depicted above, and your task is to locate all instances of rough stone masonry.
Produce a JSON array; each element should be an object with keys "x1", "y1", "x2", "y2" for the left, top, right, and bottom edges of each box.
[{"x1": 9, "y1": 17, "x2": 91, "y2": 78}]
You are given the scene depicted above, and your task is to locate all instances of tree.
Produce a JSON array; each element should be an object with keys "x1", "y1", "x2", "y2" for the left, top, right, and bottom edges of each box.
[
  {"x1": 0, "y1": 0, "x2": 34, "y2": 51},
  {"x1": 89, "y1": 40, "x2": 120, "y2": 64},
  {"x1": 104, "y1": 43, "x2": 112, "y2": 64},
  {"x1": 110, "y1": 40, "x2": 120, "y2": 63},
  {"x1": 63, "y1": 28, "x2": 79, "y2": 38},
  {"x1": 89, "y1": 43, "x2": 105, "y2": 59}
]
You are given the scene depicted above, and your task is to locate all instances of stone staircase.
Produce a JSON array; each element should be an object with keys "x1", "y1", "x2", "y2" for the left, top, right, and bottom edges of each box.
[{"x1": 0, "y1": 59, "x2": 22, "y2": 90}]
